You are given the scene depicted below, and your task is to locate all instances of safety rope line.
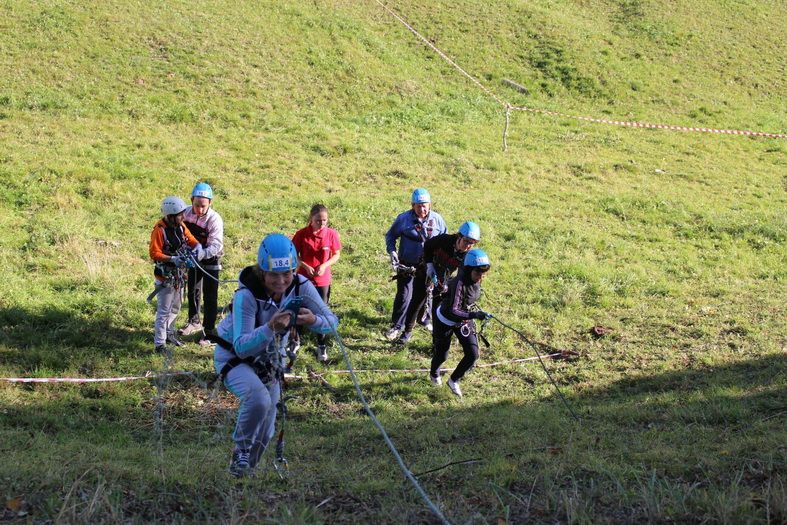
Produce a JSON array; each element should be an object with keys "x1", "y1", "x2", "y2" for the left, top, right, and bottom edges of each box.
[
  {"x1": 0, "y1": 371, "x2": 193, "y2": 383},
  {"x1": 305, "y1": 296, "x2": 451, "y2": 524},
  {"x1": 372, "y1": 0, "x2": 787, "y2": 146},
  {"x1": 508, "y1": 104, "x2": 787, "y2": 139},
  {"x1": 373, "y1": 0, "x2": 506, "y2": 107},
  {"x1": 185, "y1": 251, "x2": 238, "y2": 285},
  {"x1": 0, "y1": 353, "x2": 567, "y2": 383},
  {"x1": 318, "y1": 352, "x2": 563, "y2": 375},
  {"x1": 491, "y1": 317, "x2": 581, "y2": 422}
]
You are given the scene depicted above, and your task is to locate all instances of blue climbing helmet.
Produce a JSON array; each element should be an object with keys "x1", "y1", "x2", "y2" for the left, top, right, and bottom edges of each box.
[
  {"x1": 257, "y1": 233, "x2": 298, "y2": 273},
  {"x1": 458, "y1": 221, "x2": 481, "y2": 241},
  {"x1": 411, "y1": 188, "x2": 431, "y2": 204},
  {"x1": 464, "y1": 248, "x2": 490, "y2": 269},
  {"x1": 192, "y1": 182, "x2": 213, "y2": 200}
]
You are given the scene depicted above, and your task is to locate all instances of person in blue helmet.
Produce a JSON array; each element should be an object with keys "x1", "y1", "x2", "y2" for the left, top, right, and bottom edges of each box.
[
  {"x1": 179, "y1": 182, "x2": 224, "y2": 345},
  {"x1": 384, "y1": 188, "x2": 446, "y2": 344},
  {"x1": 429, "y1": 248, "x2": 492, "y2": 398},
  {"x1": 213, "y1": 233, "x2": 338, "y2": 477},
  {"x1": 423, "y1": 221, "x2": 481, "y2": 321}
]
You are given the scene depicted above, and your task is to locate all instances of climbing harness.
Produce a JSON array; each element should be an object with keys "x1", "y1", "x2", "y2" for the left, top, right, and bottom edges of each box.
[
  {"x1": 147, "y1": 245, "x2": 194, "y2": 302},
  {"x1": 391, "y1": 262, "x2": 417, "y2": 280}
]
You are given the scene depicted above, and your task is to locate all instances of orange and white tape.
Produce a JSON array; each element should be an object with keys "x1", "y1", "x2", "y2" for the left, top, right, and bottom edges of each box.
[
  {"x1": 375, "y1": 0, "x2": 786, "y2": 142},
  {"x1": 0, "y1": 371, "x2": 190, "y2": 384},
  {"x1": 509, "y1": 105, "x2": 787, "y2": 139}
]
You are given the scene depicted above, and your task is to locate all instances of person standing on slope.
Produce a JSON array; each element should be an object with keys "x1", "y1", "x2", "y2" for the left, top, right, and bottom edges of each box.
[
  {"x1": 179, "y1": 182, "x2": 224, "y2": 345},
  {"x1": 149, "y1": 196, "x2": 204, "y2": 354},
  {"x1": 429, "y1": 248, "x2": 493, "y2": 398},
  {"x1": 384, "y1": 188, "x2": 446, "y2": 345},
  {"x1": 291, "y1": 204, "x2": 342, "y2": 362},
  {"x1": 423, "y1": 220, "x2": 481, "y2": 322}
]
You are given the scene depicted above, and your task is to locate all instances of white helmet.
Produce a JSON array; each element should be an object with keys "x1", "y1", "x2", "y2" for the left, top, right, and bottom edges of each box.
[{"x1": 161, "y1": 196, "x2": 189, "y2": 216}]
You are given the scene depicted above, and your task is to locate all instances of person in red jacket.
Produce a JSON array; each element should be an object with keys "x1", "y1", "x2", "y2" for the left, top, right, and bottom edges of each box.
[
  {"x1": 149, "y1": 196, "x2": 203, "y2": 353},
  {"x1": 291, "y1": 204, "x2": 342, "y2": 361}
]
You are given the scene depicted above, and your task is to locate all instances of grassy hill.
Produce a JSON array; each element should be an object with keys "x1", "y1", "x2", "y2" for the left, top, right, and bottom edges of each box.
[{"x1": 0, "y1": 0, "x2": 784, "y2": 522}]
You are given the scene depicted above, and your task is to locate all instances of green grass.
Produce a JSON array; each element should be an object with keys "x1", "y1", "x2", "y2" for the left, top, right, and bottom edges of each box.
[{"x1": 1, "y1": 0, "x2": 785, "y2": 523}]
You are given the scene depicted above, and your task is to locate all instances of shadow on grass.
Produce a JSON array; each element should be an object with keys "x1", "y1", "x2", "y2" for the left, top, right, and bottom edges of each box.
[
  {"x1": 3, "y1": 353, "x2": 784, "y2": 523},
  {"x1": 0, "y1": 304, "x2": 149, "y2": 372}
]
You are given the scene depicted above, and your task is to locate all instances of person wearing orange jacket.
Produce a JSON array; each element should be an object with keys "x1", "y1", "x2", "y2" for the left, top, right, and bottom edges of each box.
[{"x1": 149, "y1": 196, "x2": 204, "y2": 353}]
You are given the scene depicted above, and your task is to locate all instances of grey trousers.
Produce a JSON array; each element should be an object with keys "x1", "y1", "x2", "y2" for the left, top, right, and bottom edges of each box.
[
  {"x1": 224, "y1": 363, "x2": 281, "y2": 461},
  {"x1": 154, "y1": 285, "x2": 182, "y2": 346}
]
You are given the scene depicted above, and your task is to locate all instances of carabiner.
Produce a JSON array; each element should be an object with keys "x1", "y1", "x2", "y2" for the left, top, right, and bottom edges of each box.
[{"x1": 273, "y1": 456, "x2": 289, "y2": 479}]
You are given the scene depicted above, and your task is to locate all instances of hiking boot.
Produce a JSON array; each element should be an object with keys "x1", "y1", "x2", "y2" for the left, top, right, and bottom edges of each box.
[
  {"x1": 447, "y1": 378, "x2": 463, "y2": 398},
  {"x1": 178, "y1": 320, "x2": 202, "y2": 336},
  {"x1": 396, "y1": 331, "x2": 412, "y2": 345},
  {"x1": 229, "y1": 449, "x2": 252, "y2": 478},
  {"x1": 429, "y1": 373, "x2": 442, "y2": 386},
  {"x1": 384, "y1": 327, "x2": 402, "y2": 341},
  {"x1": 316, "y1": 345, "x2": 328, "y2": 362},
  {"x1": 166, "y1": 334, "x2": 183, "y2": 347}
]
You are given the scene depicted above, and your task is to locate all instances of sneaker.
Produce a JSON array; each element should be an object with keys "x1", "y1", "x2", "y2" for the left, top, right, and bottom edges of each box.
[
  {"x1": 429, "y1": 373, "x2": 442, "y2": 386},
  {"x1": 316, "y1": 345, "x2": 328, "y2": 362},
  {"x1": 198, "y1": 337, "x2": 214, "y2": 347},
  {"x1": 154, "y1": 344, "x2": 168, "y2": 354},
  {"x1": 384, "y1": 327, "x2": 402, "y2": 341},
  {"x1": 396, "y1": 331, "x2": 412, "y2": 345},
  {"x1": 447, "y1": 378, "x2": 463, "y2": 398},
  {"x1": 423, "y1": 321, "x2": 433, "y2": 333},
  {"x1": 229, "y1": 449, "x2": 252, "y2": 478},
  {"x1": 166, "y1": 334, "x2": 183, "y2": 347},
  {"x1": 178, "y1": 320, "x2": 202, "y2": 336}
]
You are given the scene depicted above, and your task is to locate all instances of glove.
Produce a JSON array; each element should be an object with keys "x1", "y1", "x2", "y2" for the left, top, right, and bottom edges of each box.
[
  {"x1": 169, "y1": 256, "x2": 184, "y2": 266},
  {"x1": 472, "y1": 310, "x2": 492, "y2": 320},
  {"x1": 389, "y1": 251, "x2": 399, "y2": 271},
  {"x1": 192, "y1": 244, "x2": 206, "y2": 261},
  {"x1": 426, "y1": 263, "x2": 436, "y2": 281}
]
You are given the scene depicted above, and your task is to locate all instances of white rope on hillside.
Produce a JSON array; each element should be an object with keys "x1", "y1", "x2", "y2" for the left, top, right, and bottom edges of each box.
[{"x1": 371, "y1": 0, "x2": 787, "y2": 147}]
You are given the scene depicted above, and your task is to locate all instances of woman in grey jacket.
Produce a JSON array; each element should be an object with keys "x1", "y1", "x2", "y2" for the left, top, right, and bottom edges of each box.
[{"x1": 214, "y1": 233, "x2": 338, "y2": 477}]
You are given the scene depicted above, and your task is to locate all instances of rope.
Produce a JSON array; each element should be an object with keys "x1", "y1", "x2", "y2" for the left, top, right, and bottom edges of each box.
[
  {"x1": 491, "y1": 316, "x2": 581, "y2": 422},
  {"x1": 372, "y1": 0, "x2": 506, "y2": 107},
  {"x1": 307, "y1": 297, "x2": 452, "y2": 524},
  {"x1": 372, "y1": 0, "x2": 787, "y2": 142},
  {"x1": 316, "y1": 353, "x2": 563, "y2": 375},
  {"x1": 184, "y1": 250, "x2": 238, "y2": 285}
]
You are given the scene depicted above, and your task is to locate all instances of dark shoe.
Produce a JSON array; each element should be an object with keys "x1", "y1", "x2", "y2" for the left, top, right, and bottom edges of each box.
[
  {"x1": 396, "y1": 331, "x2": 412, "y2": 345},
  {"x1": 166, "y1": 334, "x2": 183, "y2": 347},
  {"x1": 154, "y1": 344, "x2": 168, "y2": 354},
  {"x1": 316, "y1": 345, "x2": 328, "y2": 362},
  {"x1": 229, "y1": 449, "x2": 252, "y2": 478}
]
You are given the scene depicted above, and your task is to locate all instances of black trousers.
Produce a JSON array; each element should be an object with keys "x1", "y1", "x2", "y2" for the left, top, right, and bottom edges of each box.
[
  {"x1": 313, "y1": 285, "x2": 330, "y2": 345},
  {"x1": 186, "y1": 267, "x2": 220, "y2": 331},
  {"x1": 430, "y1": 315, "x2": 479, "y2": 382},
  {"x1": 391, "y1": 264, "x2": 429, "y2": 332}
]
